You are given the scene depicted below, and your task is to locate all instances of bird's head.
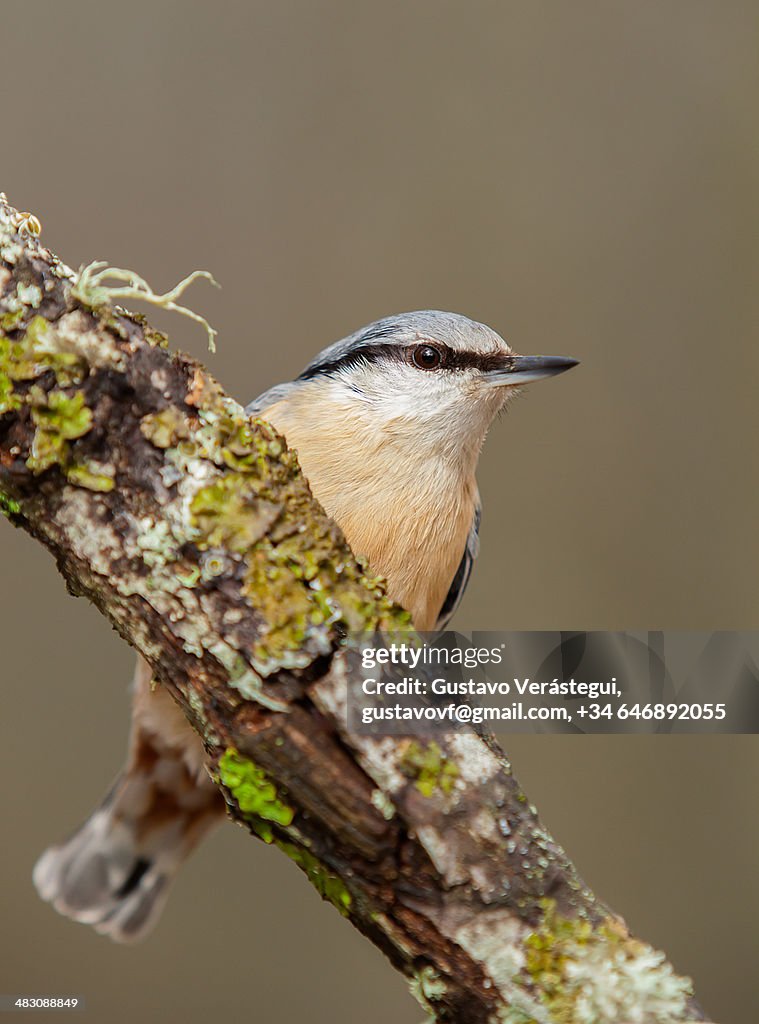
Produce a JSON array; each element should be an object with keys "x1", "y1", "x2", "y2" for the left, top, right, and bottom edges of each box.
[{"x1": 289, "y1": 311, "x2": 578, "y2": 463}]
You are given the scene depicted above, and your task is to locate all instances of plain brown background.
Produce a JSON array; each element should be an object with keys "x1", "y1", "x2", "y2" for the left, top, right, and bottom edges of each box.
[{"x1": 1, "y1": 2, "x2": 757, "y2": 1022}]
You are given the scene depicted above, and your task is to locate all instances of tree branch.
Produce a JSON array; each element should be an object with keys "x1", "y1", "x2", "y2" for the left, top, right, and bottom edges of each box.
[{"x1": 0, "y1": 195, "x2": 709, "y2": 1024}]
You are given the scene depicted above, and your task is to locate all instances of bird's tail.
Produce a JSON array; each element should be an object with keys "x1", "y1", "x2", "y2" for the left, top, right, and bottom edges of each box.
[{"x1": 33, "y1": 772, "x2": 220, "y2": 943}]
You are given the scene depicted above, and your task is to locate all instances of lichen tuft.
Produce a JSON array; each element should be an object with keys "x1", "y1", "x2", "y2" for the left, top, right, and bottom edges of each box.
[
  {"x1": 218, "y1": 748, "x2": 294, "y2": 827},
  {"x1": 522, "y1": 899, "x2": 693, "y2": 1024},
  {"x1": 71, "y1": 262, "x2": 219, "y2": 352},
  {"x1": 400, "y1": 741, "x2": 459, "y2": 798},
  {"x1": 140, "y1": 407, "x2": 190, "y2": 449}
]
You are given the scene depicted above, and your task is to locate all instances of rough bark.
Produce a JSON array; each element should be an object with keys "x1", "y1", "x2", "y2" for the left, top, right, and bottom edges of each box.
[{"x1": 0, "y1": 195, "x2": 709, "y2": 1024}]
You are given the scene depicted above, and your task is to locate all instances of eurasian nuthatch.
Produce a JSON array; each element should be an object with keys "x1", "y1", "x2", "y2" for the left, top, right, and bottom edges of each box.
[{"x1": 34, "y1": 310, "x2": 577, "y2": 941}]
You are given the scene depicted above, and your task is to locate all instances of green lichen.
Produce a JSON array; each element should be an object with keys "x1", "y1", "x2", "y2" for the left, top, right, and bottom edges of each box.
[
  {"x1": 0, "y1": 492, "x2": 20, "y2": 518},
  {"x1": 218, "y1": 748, "x2": 294, "y2": 827},
  {"x1": 22, "y1": 317, "x2": 86, "y2": 378},
  {"x1": 241, "y1": 500, "x2": 409, "y2": 662},
  {"x1": 23, "y1": 315, "x2": 48, "y2": 349},
  {"x1": 524, "y1": 901, "x2": 593, "y2": 997},
  {"x1": 216, "y1": 751, "x2": 350, "y2": 915},
  {"x1": 0, "y1": 316, "x2": 92, "y2": 417},
  {"x1": 0, "y1": 374, "x2": 18, "y2": 414},
  {"x1": 191, "y1": 474, "x2": 281, "y2": 553},
  {"x1": 400, "y1": 741, "x2": 459, "y2": 798},
  {"x1": 26, "y1": 316, "x2": 90, "y2": 384},
  {"x1": 0, "y1": 334, "x2": 37, "y2": 394},
  {"x1": 242, "y1": 539, "x2": 332, "y2": 663},
  {"x1": 187, "y1": 418, "x2": 411, "y2": 668},
  {"x1": 27, "y1": 387, "x2": 93, "y2": 473},
  {"x1": 219, "y1": 419, "x2": 279, "y2": 472},
  {"x1": 0, "y1": 308, "x2": 24, "y2": 332},
  {"x1": 522, "y1": 900, "x2": 693, "y2": 1024},
  {"x1": 275, "y1": 839, "x2": 352, "y2": 916},
  {"x1": 249, "y1": 819, "x2": 275, "y2": 843},
  {"x1": 65, "y1": 460, "x2": 115, "y2": 492},
  {"x1": 141, "y1": 407, "x2": 190, "y2": 449}
]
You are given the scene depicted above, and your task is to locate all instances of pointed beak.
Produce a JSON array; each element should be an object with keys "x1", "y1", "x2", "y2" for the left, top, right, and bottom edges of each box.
[{"x1": 484, "y1": 354, "x2": 579, "y2": 387}]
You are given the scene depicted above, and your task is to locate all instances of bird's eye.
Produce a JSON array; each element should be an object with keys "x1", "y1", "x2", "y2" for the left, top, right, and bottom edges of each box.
[{"x1": 412, "y1": 344, "x2": 443, "y2": 370}]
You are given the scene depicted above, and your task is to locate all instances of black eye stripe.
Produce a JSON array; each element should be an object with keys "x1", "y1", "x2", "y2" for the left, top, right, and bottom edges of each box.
[
  {"x1": 299, "y1": 343, "x2": 509, "y2": 381},
  {"x1": 297, "y1": 343, "x2": 400, "y2": 381}
]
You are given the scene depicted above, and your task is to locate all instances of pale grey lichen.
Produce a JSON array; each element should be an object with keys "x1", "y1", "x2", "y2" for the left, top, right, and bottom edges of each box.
[
  {"x1": 370, "y1": 788, "x2": 395, "y2": 821},
  {"x1": 448, "y1": 732, "x2": 502, "y2": 785},
  {"x1": 451, "y1": 905, "x2": 529, "y2": 1012},
  {"x1": 187, "y1": 688, "x2": 220, "y2": 747},
  {"x1": 206, "y1": 640, "x2": 287, "y2": 712},
  {"x1": 17, "y1": 282, "x2": 42, "y2": 308},
  {"x1": 136, "y1": 518, "x2": 177, "y2": 568},
  {"x1": 409, "y1": 965, "x2": 447, "y2": 1021},
  {"x1": 489, "y1": 901, "x2": 695, "y2": 1024},
  {"x1": 561, "y1": 938, "x2": 693, "y2": 1024},
  {"x1": 72, "y1": 262, "x2": 219, "y2": 352}
]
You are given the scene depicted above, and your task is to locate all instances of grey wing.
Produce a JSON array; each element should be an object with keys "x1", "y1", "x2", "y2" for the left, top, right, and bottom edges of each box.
[{"x1": 435, "y1": 504, "x2": 481, "y2": 631}]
